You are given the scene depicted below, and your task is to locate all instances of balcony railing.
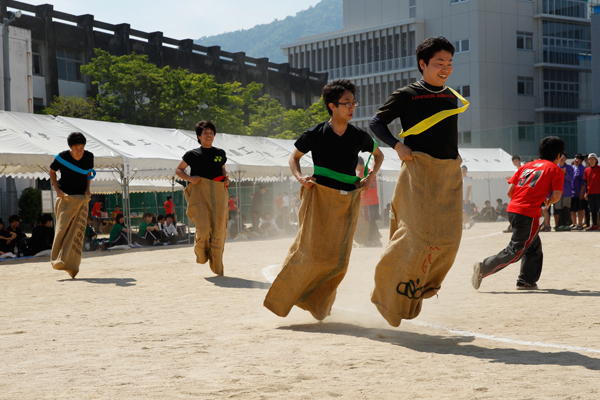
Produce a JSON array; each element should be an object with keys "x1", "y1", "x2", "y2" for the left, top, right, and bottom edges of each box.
[
  {"x1": 539, "y1": 47, "x2": 592, "y2": 67},
  {"x1": 324, "y1": 56, "x2": 416, "y2": 80},
  {"x1": 536, "y1": 0, "x2": 600, "y2": 19}
]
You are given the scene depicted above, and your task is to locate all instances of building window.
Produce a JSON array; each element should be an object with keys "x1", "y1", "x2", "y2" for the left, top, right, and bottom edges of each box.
[
  {"x1": 409, "y1": 0, "x2": 416, "y2": 18},
  {"x1": 517, "y1": 31, "x2": 533, "y2": 50},
  {"x1": 458, "y1": 131, "x2": 471, "y2": 144},
  {"x1": 518, "y1": 122, "x2": 534, "y2": 141},
  {"x1": 56, "y1": 48, "x2": 82, "y2": 81},
  {"x1": 543, "y1": 68, "x2": 590, "y2": 110},
  {"x1": 451, "y1": 0, "x2": 469, "y2": 4},
  {"x1": 542, "y1": 0, "x2": 589, "y2": 19},
  {"x1": 32, "y1": 43, "x2": 43, "y2": 76},
  {"x1": 517, "y1": 76, "x2": 534, "y2": 95},
  {"x1": 456, "y1": 85, "x2": 471, "y2": 98},
  {"x1": 542, "y1": 21, "x2": 591, "y2": 66},
  {"x1": 454, "y1": 39, "x2": 470, "y2": 53}
]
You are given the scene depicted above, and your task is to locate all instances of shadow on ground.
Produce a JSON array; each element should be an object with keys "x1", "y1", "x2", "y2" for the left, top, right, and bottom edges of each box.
[
  {"x1": 205, "y1": 276, "x2": 270, "y2": 289},
  {"x1": 278, "y1": 322, "x2": 600, "y2": 370},
  {"x1": 486, "y1": 289, "x2": 600, "y2": 297},
  {"x1": 58, "y1": 277, "x2": 137, "y2": 287}
]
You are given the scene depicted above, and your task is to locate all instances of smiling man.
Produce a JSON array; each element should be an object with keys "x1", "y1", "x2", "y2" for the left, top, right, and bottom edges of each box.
[{"x1": 369, "y1": 37, "x2": 469, "y2": 327}]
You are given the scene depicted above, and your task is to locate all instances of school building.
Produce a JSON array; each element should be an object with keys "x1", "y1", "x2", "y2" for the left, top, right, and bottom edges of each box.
[{"x1": 281, "y1": 0, "x2": 600, "y2": 157}]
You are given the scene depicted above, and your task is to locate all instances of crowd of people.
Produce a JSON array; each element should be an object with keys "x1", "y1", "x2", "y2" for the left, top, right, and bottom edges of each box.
[{"x1": 462, "y1": 152, "x2": 600, "y2": 233}]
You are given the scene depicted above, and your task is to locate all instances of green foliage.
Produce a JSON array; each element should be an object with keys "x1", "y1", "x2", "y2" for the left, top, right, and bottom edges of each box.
[
  {"x1": 79, "y1": 49, "x2": 328, "y2": 138},
  {"x1": 42, "y1": 95, "x2": 100, "y2": 120},
  {"x1": 18, "y1": 188, "x2": 42, "y2": 225},
  {"x1": 195, "y1": 0, "x2": 343, "y2": 63}
]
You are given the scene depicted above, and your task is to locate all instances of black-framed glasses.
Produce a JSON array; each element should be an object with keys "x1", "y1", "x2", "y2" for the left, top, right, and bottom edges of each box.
[{"x1": 335, "y1": 101, "x2": 359, "y2": 108}]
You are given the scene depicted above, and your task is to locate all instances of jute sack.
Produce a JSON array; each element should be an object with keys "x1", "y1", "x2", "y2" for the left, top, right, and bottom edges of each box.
[
  {"x1": 264, "y1": 184, "x2": 363, "y2": 320},
  {"x1": 353, "y1": 206, "x2": 369, "y2": 246},
  {"x1": 51, "y1": 195, "x2": 90, "y2": 278},
  {"x1": 371, "y1": 152, "x2": 463, "y2": 327},
  {"x1": 185, "y1": 177, "x2": 229, "y2": 276}
]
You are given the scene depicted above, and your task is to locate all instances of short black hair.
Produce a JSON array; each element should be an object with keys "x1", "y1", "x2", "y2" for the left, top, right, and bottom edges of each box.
[
  {"x1": 322, "y1": 79, "x2": 356, "y2": 116},
  {"x1": 8, "y1": 215, "x2": 20, "y2": 223},
  {"x1": 496, "y1": 198, "x2": 502, "y2": 203},
  {"x1": 538, "y1": 136, "x2": 565, "y2": 161},
  {"x1": 195, "y1": 120, "x2": 216, "y2": 136},
  {"x1": 416, "y1": 36, "x2": 455, "y2": 74},
  {"x1": 461, "y1": 165, "x2": 467, "y2": 170},
  {"x1": 512, "y1": 155, "x2": 521, "y2": 161},
  {"x1": 157, "y1": 214, "x2": 165, "y2": 222},
  {"x1": 561, "y1": 152, "x2": 568, "y2": 158},
  {"x1": 575, "y1": 153, "x2": 584, "y2": 160},
  {"x1": 166, "y1": 196, "x2": 172, "y2": 200},
  {"x1": 166, "y1": 213, "x2": 174, "y2": 219},
  {"x1": 67, "y1": 132, "x2": 87, "y2": 147},
  {"x1": 39, "y1": 214, "x2": 53, "y2": 224}
]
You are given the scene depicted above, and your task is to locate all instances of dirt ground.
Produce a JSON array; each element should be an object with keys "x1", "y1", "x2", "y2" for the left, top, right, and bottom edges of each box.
[{"x1": 1, "y1": 222, "x2": 599, "y2": 399}]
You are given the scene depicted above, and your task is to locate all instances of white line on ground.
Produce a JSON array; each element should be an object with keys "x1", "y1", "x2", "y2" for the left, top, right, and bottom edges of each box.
[
  {"x1": 333, "y1": 306, "x2": 600, "y2": 355},
  {"x1": 462, "y1": 231, "x2": 504, "y2": 241}
]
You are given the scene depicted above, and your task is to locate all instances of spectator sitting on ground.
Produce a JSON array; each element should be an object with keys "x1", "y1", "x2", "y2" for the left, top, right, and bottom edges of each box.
[
  {"x1": 0, "y1": 217, "x2": 17, "y2": 253},
  {"x1": 84, "y1": 216, "x2": 100, "y2": 251},
  {"x1": 162, "y1": 214, "x2": 182, "y2": 244},
  {"x1": 156, "y1": 215, "x2": 166, "y2": 231},
  {"x1": 138, "y1": 212, "x2": 162, "y2": 245},
  {"x1": 5, "y1": 215, "x2": 27, "y2": 254},
  {"x1": 259, "y1": 212, "x2": 280, "y2": 237},
  {"x1": 475, "y1": 201, "x2": 499, "y2": 222},
  {"x1": 29, "y1": 214, "x2": 55, "y2": 255},
  {"x1": 109, "y1": 213, "x2": 130, "y2": 247},
  {"x1": 468, "y1": 203, "x2": 479, "y2": 218}
]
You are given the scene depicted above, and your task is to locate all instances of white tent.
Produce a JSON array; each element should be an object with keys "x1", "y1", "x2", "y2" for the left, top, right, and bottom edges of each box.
[
  {"x1": 91, "y1": 171, "x2": 185, "y2": 194},
  {"x1": 0, "y1": 111, "x2": 122, "y2": 175}
]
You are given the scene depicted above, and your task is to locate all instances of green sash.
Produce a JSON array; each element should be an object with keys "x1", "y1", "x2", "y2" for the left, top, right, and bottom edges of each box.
[{"x1": 313, "y1": 140, "x2": 378, "y2": 185}]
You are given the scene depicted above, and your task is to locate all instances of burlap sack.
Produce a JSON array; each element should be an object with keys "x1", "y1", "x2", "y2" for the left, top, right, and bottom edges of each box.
[
  {"x1": 51, "y1": 195, "x2": 90, "y2": 278},
  {"x1": 353, "y1": 207, "x2": 369, "y2": 246},
  {"x1": 264, "y1": 184, "x2": 363, "y2": 320},
  {"x1": 184, "y1": 177, "x2": 229, "y2": 276},
  {"x1": 371, "y1": 152, "x2": 463, "y2": 327}
]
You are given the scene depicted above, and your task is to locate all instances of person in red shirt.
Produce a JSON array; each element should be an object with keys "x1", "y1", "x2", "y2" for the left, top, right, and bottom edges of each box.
[
  {"x1": 91, "y1": 201, "x2": 102, "y2": 218},
  {"x1": 164, "y1": 196, "x2": 175, "y2": 222},
  {"x1": 472, "y1": 136, "x2": 565, "y2": 291},
  {"x1": 357, "y1": 157, "x2": 382, "y2": 246},
  {"x1": 228, "y1": 195, "x2": 237, "y2": 220},
  {"x1": 583, "y1": 153, "x2": 600, "y2": 231}
]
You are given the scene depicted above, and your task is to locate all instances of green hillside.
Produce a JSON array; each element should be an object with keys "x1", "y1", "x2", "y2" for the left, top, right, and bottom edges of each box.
[{"x1": 195, "y1": 0, "x2": 343, "y2": 64}]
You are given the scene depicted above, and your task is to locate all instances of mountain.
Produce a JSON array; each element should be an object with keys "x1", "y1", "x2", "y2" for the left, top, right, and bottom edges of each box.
[{"x1": 195, "y1": 0, "x2": 343, "y2": 64}]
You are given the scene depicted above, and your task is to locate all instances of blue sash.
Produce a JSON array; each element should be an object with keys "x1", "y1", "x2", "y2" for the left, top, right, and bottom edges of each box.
[{"x1": 55, "y1": 153, "x2": 96, "y2": 180}]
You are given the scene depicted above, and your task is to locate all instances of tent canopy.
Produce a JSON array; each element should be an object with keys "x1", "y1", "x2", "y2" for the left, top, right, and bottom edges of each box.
[{"x1": 458, "y1": 148, "x2": 517, "y2": 180}]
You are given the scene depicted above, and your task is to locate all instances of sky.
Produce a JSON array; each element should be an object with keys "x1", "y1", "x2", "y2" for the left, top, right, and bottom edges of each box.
[{"x1": 19, "y1": 0, "x2": 323, "y2": 40}]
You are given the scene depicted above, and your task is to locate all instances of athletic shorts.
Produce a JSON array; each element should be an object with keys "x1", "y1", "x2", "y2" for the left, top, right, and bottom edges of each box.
[
  {"x1": 463, "y1": 200, "x2": 470, "y2": 214},
  {"x1": 571, "y1": 196, "x2": 584, "y2": 211},
  {"x1": 554, "y1": 196, "x2": 571, "y2": 210}
]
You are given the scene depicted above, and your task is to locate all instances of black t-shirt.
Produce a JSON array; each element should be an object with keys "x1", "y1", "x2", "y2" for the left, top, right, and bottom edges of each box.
[
  {"x1": 29, "y1": 225, "x2": 54, "y2": 253},
  {"x1": 295, "y1": 121, "x2": 375, "y2": 191},
  {"x1": 182, "y1": 146, "x2": 227, "y2": 180},
  {"x1": 376, "y1": 81, "x2": 460, "y2": 160},
  {"x1": 50, "y1": 150, "x2": 94, "y2": 195}
]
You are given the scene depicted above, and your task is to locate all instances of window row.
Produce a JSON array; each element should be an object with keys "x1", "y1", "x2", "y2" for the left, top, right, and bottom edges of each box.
[{"x1": 32, "y1": 44, "x2": 84, "y2": 82}]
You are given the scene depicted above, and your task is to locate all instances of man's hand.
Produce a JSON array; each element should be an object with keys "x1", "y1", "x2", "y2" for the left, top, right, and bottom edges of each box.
[
  {"x1": 394, "y1": 142, "x2": 413, "y2": 161},
  {"x1": 189, "y1": 176, "x2": 201, "y2": 185},
  {"x1": 464, "y1": 199, "x2": 469, "y2": 205},
  {"x1": 298, "y1": 175, "x2": 316, "y2": 189},
  {"x1": 359, "y1": 173, "x2": 375, "y2": 189},
  {"x1": 85, "y1": 190, "x2": 91, "y2": 198},
  {"x1": 223, "y1": 175, "x2": 230, "y2": 188},
  {"x1": 56, "y1": 189, "x2": 64, "y2": 198},
  {"x1": 585, "y1": 193, "x2": 588, "y2": 201}
]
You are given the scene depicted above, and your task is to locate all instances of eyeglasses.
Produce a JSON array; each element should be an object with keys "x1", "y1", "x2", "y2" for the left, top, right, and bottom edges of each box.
[{"x1": 335, "y1": 101, "x2": 359, "y2": 108}]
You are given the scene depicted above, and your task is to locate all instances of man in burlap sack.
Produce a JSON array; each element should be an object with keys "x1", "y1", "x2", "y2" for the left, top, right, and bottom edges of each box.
[
  {"x1": 369, "y1": 37, "x2": 469, "y2": 326},
  {"x1": 264, "y1": 79, "x2": 384, "y2": 321},
  {"x1": 49, "y1": 132, "x2": 95, "y2": 279},
  {"x1": 176, "y1": 120, "x2": 229, "y2": 276}
]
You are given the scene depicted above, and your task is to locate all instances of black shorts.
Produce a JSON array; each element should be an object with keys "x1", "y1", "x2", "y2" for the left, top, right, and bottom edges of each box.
[{"x1": 571, "y1": 196, "x2": 584, "y2": 211}]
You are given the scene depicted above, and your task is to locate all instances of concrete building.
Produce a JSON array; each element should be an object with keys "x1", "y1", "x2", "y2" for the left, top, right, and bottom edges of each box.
[
  {"x1": 282, "y1": 0, "x2": 599, "y2": 156},
  {"x1": 0, "y1": 0, "x2": 326, "y2": 114},
  {"x1": 0, "y1": 22, "x2": 32, "y2": 113}
]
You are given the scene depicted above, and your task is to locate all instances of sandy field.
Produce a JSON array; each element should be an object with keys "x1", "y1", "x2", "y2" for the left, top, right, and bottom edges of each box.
[{"x1": 1, "y1": 222, "x2": 600, "y2": 399}]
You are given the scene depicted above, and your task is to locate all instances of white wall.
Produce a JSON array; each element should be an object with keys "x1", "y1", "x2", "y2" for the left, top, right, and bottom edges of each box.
[
  {"x1": 0, "y1": 25, "x2": 33, "y2": 113},
  {"x1": 58, "y1": 79, "x2": 87, "y2": 98}
]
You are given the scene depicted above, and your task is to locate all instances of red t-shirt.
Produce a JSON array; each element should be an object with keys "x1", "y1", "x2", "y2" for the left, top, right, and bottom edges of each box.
[
  {"x1": 275, "y1": 196, "x2": 283, "y2": 209},
  {"x1": 164, "y1": 200, "x2": 174, "y2": 214},
  {"x1": 91, "y1": 202, "x2": 102, "y2": 218},
  {"x1": 583, "y1": 165, "x2": 600, "y2": 195},
  {"x1": 361, "y1": 176, "x2": 379, "y2": 206},
  {"x1": 507, "y1": 160, "x2": 564, "y2": 218},
  {"x1": 228, "y1": 198, "x2": 237, "y2": 211}
]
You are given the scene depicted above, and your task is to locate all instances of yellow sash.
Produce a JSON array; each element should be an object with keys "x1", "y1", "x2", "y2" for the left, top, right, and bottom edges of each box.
[{"x1": 399, "y1": 87, "x2": 470, "y2": 138}]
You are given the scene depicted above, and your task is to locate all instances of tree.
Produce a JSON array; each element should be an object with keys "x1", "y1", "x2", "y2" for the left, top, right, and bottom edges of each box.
[
  {"x1": 42, "y1": 95, "x2": 100, "y2": 120},
  {"x1": 18, "y1": 187, "x2": 42, "y2": 225}
]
